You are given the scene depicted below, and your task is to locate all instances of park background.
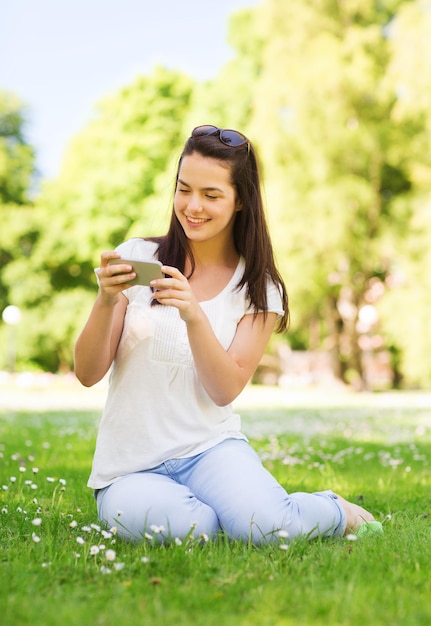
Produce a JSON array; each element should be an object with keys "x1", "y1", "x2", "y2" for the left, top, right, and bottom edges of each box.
[
  {"x1": 2, "y1": 4, "x2": 431, "y2": 625},
  {"x1": 1, "y1": 0, "x2": 431, "y2": 393}
]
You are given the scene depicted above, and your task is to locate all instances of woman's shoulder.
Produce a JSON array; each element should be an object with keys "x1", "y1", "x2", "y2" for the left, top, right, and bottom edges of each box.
[{"x1": 115, "y1": 238, "x2": 160, "y2": 261}]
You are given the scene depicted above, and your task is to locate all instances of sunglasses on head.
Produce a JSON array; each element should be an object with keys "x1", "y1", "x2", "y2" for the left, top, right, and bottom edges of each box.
[{"x1": 192, "y1": 125, "x2": 250, "y2": 150}]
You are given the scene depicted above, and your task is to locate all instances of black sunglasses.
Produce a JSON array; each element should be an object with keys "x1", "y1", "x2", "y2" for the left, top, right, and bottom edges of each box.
[{"x1": 192, "y1": 125, "x2": 250, "y2": 150}]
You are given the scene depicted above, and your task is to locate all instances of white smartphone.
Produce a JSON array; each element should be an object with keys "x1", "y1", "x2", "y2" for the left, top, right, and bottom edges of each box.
[{"x1": 108, "y1": 258, "x2": 163, "y2": 286}]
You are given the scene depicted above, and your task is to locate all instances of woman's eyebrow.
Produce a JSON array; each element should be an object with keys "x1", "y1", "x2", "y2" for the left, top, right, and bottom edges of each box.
[{"x1": 177, "y1": 178, "x2": 224, "y2": 192}]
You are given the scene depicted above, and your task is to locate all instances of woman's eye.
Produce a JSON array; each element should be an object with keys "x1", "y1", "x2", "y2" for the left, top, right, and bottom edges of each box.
[
  {"x1": 178, "y1": 188, "x2": 190, "y2": 194},
  {"x1": 205, "y1": 194, "x2": 217, "y2": 199}
]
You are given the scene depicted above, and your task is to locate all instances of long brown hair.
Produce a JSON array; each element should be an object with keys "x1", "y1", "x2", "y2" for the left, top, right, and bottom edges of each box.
[{"x1": 149, "y1": 129, "x2": 289, "y2": 333}]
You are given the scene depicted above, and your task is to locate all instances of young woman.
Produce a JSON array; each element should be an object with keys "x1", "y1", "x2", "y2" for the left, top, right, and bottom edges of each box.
[{"x1": 74, "y1": 125, "x2": 375, "y2": 543}]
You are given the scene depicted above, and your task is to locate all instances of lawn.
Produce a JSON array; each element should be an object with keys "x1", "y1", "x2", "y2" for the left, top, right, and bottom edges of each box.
[{"x1": 1, "y1": 384, "x2": 430, "y2": 626}]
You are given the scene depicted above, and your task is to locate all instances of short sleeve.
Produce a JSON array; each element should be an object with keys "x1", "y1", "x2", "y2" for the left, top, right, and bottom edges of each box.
[
  {"x1": 244, "y1": 278, "x2": 284, "y2": 318},
  {"x1": 115, "y1": 238, "x2": 159, "y2": 261}
]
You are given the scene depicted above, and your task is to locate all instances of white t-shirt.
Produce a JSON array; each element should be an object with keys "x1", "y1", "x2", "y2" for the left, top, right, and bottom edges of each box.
[{"x1": 88, "y1": 238, "x2": 284, "y2": 489}]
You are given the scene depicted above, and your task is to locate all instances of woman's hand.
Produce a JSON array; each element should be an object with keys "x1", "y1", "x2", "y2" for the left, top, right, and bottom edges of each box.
[
  {"x1": 150, "y1": 265, "x2": 277, "y2": 406},
  {"x1": 150, "y1": 266, "x2": 204, "y2": 324},
  {"x1": 96, "y1": 251, "x2": 136, "y2": 304},
  {"x1": 74, "y1": 250, "x2": 130, "y2": 386}
]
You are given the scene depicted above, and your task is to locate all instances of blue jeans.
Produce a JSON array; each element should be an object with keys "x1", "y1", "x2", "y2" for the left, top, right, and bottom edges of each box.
[{"x1": 96, "y1": 439, "x2": 346, "y2": 544}]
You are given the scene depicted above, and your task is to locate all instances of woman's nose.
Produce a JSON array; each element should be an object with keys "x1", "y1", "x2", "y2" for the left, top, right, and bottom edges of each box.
[{"x1": 187, "y1": 194, "x2": 203, "y2": 212}]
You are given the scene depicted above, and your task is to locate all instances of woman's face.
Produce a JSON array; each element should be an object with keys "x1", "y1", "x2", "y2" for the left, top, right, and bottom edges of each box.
[{"x1": 174, "y1": 152, "x2": 241, "y2": 248}]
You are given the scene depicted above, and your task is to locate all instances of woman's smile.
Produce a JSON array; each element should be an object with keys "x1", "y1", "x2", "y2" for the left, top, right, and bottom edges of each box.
[{"x1": 186, "y1": 215, "x2": 210, "y2": 226}]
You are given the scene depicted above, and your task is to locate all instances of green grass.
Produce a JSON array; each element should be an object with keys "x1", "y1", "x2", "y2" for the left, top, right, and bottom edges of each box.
[{"x1": 1, "y1": 389, "x2": 431, "y2": 626}]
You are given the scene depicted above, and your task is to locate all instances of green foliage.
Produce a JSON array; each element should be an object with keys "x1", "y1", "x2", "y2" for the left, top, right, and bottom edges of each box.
[
  {"x1": 38, "y1": 66, "x2": 194, "y2": 264},
  {"x1": 0, "y1": 91, "x2": 35, "y2": 204},
  {"x1": 1, "y1": 68, "x2": 194, "y2": 371},
  {"x1": 245, "y1": 0, "x2": 430, "y2": 387},
  {"x1": 182, "y1": 7, "x2": 262, "y2": 134},
  {"x1": 1, "y1": 1, "x2": 430, "y2": 387},
  {"x1": 0, "y1": 92, "x2": 37, "y2": 343}
]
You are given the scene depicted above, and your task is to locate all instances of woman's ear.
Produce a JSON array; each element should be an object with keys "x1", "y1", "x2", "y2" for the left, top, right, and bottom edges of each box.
[{"x1": 235, "y1": 199, "x2": 243, "y2": 212}]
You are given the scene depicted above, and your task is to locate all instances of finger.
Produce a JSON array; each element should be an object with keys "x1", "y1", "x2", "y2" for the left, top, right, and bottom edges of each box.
[
  {"x1": 108, "y1": 263, "x2": 133, "y2": 277},
  {"x1": 100, "y1": 251, "x2": 121, "y2": 267},
  {"x1": 161, "y1": 265, "x2": 185, "y2": 279},
  {"x1": 150, "y1": 277, "x2": 185, "y2": 292},
  {"x1": 151, "y1": 287, "x2": 187, "y2": 300},
  {"x1": 101, "y1": 256, "x2": 135, "y2": 282},
  {"x1": 151, "y1": 295, "x2": 189, "y2": 310},
  {"x1": 98, "y1": 254, "x2": 135, "y2": 283},
  {"x1": 99, "y1": 266, "x2": 135, "y2": 285}
]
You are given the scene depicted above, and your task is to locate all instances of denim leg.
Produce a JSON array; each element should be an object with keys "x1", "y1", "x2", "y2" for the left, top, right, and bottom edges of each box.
[
  {"x1": 96, "y1": 439, "x2": 347, "y2": 544},
  {"x1": 96, "y1": 471, "x2": 220, "y2": 542},
  {"x1": 178, "y1": 439, "x2": 347, "y2": 543}
]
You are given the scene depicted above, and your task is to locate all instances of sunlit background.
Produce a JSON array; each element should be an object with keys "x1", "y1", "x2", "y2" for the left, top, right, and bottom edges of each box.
[
  {"x1": 1, "y1": 0, "x2": 431, "y2": 392},
  {"x1": 2, "y1": 0, "x2": 260, "y2": 179}
]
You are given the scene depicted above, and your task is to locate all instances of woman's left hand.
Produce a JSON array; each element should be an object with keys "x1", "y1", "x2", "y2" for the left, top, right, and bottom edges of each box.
[
  {"x1": 150, "y1": 266, "x2": 203, "y2": 324},
  {"x1": 151, "y1": 266, "x2": 277, "y2": 406}
]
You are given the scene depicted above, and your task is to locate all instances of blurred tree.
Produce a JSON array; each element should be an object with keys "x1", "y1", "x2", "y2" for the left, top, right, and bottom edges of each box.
[
  {"x1": 0, "y1": 91, "x2": 35, "y2": 204},
  {"x1": 0, "y1": 92, "x2": 37, "y2": 369},
  {"x1": 3, "y1": 68, "x2": 194, "y2": 371},
  {"x1": 244, "y1": 0, "x2": 425, "y2": 388},
  {"x1": 376, "y1": 0, "x2": 431, "y2": 386},
  {"x1": 3, "y1": 1, "x2": 430, "y2": 388},
  {"x1": 182, "y1": 7, "x2": 263, "y2": 134}
]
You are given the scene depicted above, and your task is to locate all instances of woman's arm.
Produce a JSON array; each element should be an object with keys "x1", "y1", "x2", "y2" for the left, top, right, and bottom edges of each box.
[
  {"x1": 187, "y1": 309, "x2": 277, "y2": 406},
  {"x1": 74, "y1": 293, "x2": 127, "y2": 386},
  {"x1": 151, "y1": 266, "x2": 277, "y2": 406},
  {"x1": 74, "y1": 251, "x2": 135, "y2": 387}
]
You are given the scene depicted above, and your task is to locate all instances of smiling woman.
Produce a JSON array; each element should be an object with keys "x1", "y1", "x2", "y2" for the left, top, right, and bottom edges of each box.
[{"x1": 74, "y1": 124, "x2": 376, "y2": 545}]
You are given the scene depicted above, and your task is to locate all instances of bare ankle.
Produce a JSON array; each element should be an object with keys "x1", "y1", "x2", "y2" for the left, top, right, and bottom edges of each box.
[{"x1": 335, "y1": 494, "x2": 375, "y2": 534}]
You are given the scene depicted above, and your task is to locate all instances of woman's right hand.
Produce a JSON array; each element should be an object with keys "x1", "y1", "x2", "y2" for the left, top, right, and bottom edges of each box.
[
  {"x1": 96, "y1": 251, "x2": 136, "y2": 304},
  {"x1": 74, "y1": 251, "x2": 130, "y2": 386}
]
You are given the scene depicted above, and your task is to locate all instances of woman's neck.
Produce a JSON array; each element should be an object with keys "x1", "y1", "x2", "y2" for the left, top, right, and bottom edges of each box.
[
  {"x1": 187, "y1": 241, "x2": 239, "y2": 274},
  {"x1": 185, "y1": 244, "x2": 241, "y2": 302}
]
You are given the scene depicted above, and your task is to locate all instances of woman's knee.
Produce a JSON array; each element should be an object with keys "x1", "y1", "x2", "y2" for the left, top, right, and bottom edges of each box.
[{"x1": 97, "y1": 473, "x2": 219, "y2": 542}]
